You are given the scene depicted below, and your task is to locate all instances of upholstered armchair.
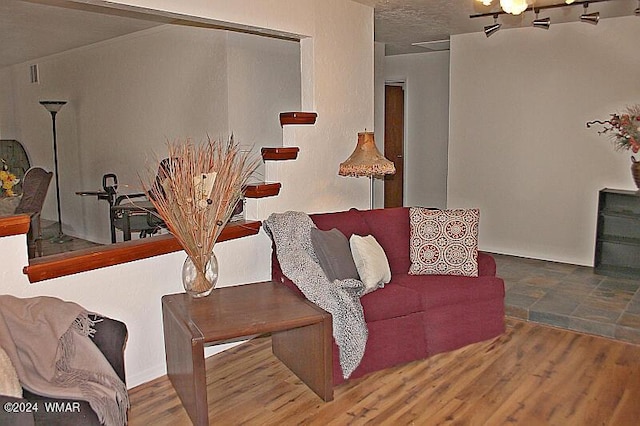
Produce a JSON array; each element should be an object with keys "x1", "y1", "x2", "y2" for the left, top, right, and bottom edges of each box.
[
  {"x1": 13, "y1": 167, "x2": 53, "y2": 257},
  {"x1": 0, "y1": 315, "x2": 128, "y2": 426}
]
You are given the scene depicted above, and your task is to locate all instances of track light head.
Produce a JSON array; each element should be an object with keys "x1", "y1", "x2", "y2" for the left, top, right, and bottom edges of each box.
[
  {"x1": 484, "y1": 23, "x2": 502, "y2": 36},
  {"x1": 580, "y1": 11, "x2": 600, "y2": 24},
  {"x1": 580, "y1": 3, "x2": 599, "y2": 24},
  {"x1": 533, "y1": 16, "x2": 551, "y2": 29},
  {"x1": 484, "y1": 14, "x2": 501, "y2": 37},
  {"x1": 532, "y1": 10, "x2": 551, "y2": 29}
]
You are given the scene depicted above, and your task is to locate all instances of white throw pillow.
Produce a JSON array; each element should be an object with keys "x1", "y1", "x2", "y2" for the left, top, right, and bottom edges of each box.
[{"x1": 349, "y1": 234, "x2": 391, "y2": 294}]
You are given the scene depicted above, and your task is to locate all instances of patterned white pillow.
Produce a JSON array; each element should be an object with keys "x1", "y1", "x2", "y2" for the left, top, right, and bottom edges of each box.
[{"x1": 408, "y1": 207, "x2": 479, "y2": 277}]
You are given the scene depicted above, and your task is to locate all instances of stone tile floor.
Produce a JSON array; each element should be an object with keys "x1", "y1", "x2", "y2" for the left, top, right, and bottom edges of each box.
[{"x1": 493, "y1": 253, "x2": 640, "y2": 345}]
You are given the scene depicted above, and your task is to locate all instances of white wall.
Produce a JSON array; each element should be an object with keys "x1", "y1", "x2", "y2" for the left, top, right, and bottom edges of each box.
[
  {"x1": 227, "y1": 32, "x2": 301, "y2": 181},
  {"x1": 0, "y1": 0, "x2": 375, "y2": 388},
  {"x1": 0, "y1": 69, "x2": 17, "y2": 139},
  {"x1": 372, "y1": 42, "x2": 386, "y2": 208},
  {"x1": 449, "y1": 16, "x2": 640, "y2": 266},
  {"x1": 384, "y1": 51, "x2": 450, "y2": 209}
]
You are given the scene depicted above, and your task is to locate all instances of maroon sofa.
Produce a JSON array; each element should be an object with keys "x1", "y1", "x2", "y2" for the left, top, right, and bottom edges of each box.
[{"x1": 271, "y1": 207, "x2": 505, "y2": 386}]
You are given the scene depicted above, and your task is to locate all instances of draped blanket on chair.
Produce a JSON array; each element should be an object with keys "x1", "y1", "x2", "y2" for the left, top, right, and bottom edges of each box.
[
  {"x1": 264, "y1": 211, "x2": 367, "y2": 379},
  {"x1": 0, "y1": 295, "x2": 129, "y2": 426}
]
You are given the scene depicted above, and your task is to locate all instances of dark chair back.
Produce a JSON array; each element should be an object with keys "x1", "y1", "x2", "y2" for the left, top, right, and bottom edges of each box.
[
  {"x1": 15, "y1": 167, "x2": 52, "y2": 216},
  {"x1": 15, "y1": 167, "x2": 53, "y2": 257}
]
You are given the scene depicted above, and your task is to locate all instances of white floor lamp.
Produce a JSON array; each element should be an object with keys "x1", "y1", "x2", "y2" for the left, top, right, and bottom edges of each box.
[
  {"x1": 339, "y1": 131, "x2": 396, "y2": 209},
  {"x1": 40, "y1": 100, "x2": 68, "y2": 243}
]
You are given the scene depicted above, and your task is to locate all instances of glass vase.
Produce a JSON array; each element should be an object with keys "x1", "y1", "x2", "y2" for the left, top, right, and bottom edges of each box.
[{"x1": 182, "y1": 252, "x2": 218, "y2": 298}]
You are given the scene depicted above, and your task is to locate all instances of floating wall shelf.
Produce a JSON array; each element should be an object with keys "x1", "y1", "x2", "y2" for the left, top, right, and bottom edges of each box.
[
  {"x1": 261, "y1": 147, "x2": 300, "y2": 161},
  {"x1": 279, "y1": 112, "x2": 317, "y2": 126},
  {"x1": 244, "y1": 182, "x2": 282, "y2": 198}
]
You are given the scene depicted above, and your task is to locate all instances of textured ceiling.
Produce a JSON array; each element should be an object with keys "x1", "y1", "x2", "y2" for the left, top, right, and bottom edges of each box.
[
  {"x1": 354, "y1": 0, "x2": 637, "y2": 55},
  {"x1": 1, "y1": 0, "x2": 637, "y2": 67}
]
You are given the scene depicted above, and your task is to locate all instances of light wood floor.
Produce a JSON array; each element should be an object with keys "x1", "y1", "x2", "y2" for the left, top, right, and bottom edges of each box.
[{"x1": 128, "y1": 318, "x2": 640, "y2": 425}]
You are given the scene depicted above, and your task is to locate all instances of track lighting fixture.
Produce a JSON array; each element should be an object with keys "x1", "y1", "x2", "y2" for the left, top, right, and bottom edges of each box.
[
  {"x1": 484, "y1": 14, "x2": 502, "y2": 37},
  {"x1": 580, "y1": 2, "x2": 600, "y2": 24},
  {"x1": 471, "y1": 0, "x2": 623, "y2": 31},
  {"x1": 532, "y1": 9, "x2": 551, "y2": 29}
]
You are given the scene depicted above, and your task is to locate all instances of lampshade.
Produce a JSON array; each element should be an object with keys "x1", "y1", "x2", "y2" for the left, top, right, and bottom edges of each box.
[
  {"x1": 339, "y1": 132, "x2": 396, "y2": 177},
  {"x1": 40, "y1": 100, "x2": 67, "y2": 113}
]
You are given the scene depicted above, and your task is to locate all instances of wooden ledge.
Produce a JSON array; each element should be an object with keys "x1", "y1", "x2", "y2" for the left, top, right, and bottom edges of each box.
[
  {"x1": 261, "y1": 147, "x2": 299, "y2": 161},
  {"x1": 0, "y1": 214, "x2": 30, "y2": 237},
  {"x1": 23, "y1": 220, "x2": 262, "y2": 283},
  {"x1": 279, "y1": 112, "x2": 317, "y2": 126},
  {"x1": 245, "y1": 182, "x2": 282, "y2": 198}
]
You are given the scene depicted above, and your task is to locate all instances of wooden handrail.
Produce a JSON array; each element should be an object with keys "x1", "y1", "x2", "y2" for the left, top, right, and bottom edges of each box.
[
  {"x1": 0, "y1": 214, "x2": 30, "y2": 237},
  {"x1": 23, "y1": 220, "x2": 262, "y2": 283}
]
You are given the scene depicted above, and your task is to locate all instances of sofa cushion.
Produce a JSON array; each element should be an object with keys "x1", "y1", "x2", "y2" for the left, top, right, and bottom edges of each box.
[
  {"x1": 392, "y1": 273, "x2": 504, "y2": 310},
  {"x1": 350, "y1": 235, "x2": 391, "y2": 293},
  {"x1": 359, "y1": 283, "x2": 423, "y2": 322},
  {"x1": 310, "y1": 228, "x2": 359, "y2": 281},
  {"x1": 311, "y1": 208, "x2": 370, "y2": 238},
  {"x1": 409, "y1": 207, "x2": 479, "y2": 277},
  {"x1": 361, "y1": 207, "x2": 411, "y2": 274}
]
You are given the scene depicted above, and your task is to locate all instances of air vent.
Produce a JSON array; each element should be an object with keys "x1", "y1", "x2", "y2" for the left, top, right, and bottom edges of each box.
[
  {"x1": 29, "y1": 64, "x2": 39, "y2": 84},
  {"x1": 411, "y1": 40, "x2": 450, "y2": 52}
]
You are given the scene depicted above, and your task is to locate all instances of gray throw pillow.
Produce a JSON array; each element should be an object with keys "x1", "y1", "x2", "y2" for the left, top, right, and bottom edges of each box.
[{"x1": 310, "y1": 228, "x2": 360, "y2": 282}]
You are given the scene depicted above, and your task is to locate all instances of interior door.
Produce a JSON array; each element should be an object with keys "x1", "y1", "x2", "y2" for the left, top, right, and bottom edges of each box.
[{"x1": 384, "y1": 84, "x2": 404, "y2": 208}]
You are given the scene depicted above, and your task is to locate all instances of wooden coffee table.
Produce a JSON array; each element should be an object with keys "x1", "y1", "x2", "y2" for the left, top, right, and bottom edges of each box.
[{"x1": 161, "y1": 281, "x2": 333, "y2": 425}]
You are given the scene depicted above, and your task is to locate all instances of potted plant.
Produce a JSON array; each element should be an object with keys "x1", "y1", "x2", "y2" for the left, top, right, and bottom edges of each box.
[
  {"x1": 141, "y1": 136, "x2": 258, "y2": 297},
  {"x1": 587, "y1": 104, "x2": 640, "y2": 189}
]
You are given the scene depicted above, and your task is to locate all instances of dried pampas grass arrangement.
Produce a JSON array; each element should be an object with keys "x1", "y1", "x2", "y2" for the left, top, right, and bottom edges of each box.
[{"x1": 140, "y1": 136, "x2": 258, "y2": 294}]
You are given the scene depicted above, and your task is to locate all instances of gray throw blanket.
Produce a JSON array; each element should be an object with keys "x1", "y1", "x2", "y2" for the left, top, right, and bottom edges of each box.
[
  {"x1": 0, "y1": 295, "x2": 129, "y2": 426},
  {"x1": 264, "y1": 211, "x2": 367, "y2": 379}
]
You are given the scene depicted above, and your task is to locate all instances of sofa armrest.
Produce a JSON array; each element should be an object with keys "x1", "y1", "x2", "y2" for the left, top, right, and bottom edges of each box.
[
  {"x1": 88, "y1": 315, "x2": 128, "y2": 383},
  {"x1": 477, "y1": 252, "x2": 497, "y2": 277}
]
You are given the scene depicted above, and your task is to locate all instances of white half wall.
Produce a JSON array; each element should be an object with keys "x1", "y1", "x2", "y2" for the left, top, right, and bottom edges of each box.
[
  {"x1": 449, "y1": 16, "x2": 640, "y2": 266},
  {"x1": 0, "y1": 229, "x2": 273, "y2": 388}
]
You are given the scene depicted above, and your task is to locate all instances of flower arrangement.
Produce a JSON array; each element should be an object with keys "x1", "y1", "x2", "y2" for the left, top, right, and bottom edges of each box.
[
  {"x1": 0, "y1": 159, "x2": 19, "y2": 197},
  {"x1": 140, "y1": 136, "x2": 258, "y2": 296},
  {"x1": 586, "y1": 105, "x2": 640, "y2": 153}
]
